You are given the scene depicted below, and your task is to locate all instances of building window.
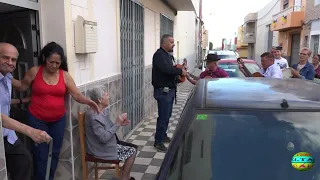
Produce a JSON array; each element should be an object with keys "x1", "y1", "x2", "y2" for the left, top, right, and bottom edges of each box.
[
  {"x1": 160, "y1": 14, "x2": 174, "y2": 38},
  {"x1": 311, "y1": 35, "x2": 319, "y2": 55},
  {"x1": 316, "y1": 0, "x2": 320, "y2": 5},
  {"x1": 283, "y1": 0, "x2": 289, "y2": 9}
]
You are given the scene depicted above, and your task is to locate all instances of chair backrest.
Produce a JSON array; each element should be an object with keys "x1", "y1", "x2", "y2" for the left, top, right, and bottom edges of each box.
[{"x1": 78, "y1": 111, "x2": 87, "y2": 180}]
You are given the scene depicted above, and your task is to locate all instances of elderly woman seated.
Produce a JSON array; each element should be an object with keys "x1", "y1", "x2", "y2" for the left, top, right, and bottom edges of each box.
[{"x1": 85, "y1": 86, "x2": 137, "y2": 180}]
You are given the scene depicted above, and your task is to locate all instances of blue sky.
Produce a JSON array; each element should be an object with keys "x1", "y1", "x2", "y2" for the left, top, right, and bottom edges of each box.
[{"x1": 202, "y1": 0, "x2": 273, "y2": 48}]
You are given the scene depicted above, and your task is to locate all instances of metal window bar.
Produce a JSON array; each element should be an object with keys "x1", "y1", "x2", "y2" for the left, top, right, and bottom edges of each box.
[
  {"x1": 120, "y1": 0, "x2": 144, "y2": 137},
  {"x1": 160, "y1": 14, "x2": 174, "y2": 38}
]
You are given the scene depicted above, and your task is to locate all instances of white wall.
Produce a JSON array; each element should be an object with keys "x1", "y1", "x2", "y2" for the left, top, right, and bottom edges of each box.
[
  {"x1": 144, "y1": 8, "x2": 157, "y2": 66},
  {"x1": 255, "y1": 0, "x2": 280, "y2": 62},
  {"x1": 175, "y1": 11, "x2": 197, "y2": 70},
  {"x1": 40, "y1": 0, "x2": 67, "y2": 50},
  {"x1": 69, "y1": 0, "x2": 119, "y2": 85}
]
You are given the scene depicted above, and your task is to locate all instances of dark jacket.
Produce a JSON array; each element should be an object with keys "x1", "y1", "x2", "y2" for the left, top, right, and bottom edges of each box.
[{"x1": 152, "y1": 48, "x2": 182, "y2": 88}]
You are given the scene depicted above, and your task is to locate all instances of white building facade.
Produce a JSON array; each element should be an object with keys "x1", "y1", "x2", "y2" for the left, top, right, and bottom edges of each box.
[
  {"x1": 255, "y1": 0, "x2": 281, "y2": 63},
  {"x1": 0, "y1": 0, "x2": 199, "y2": 179}
]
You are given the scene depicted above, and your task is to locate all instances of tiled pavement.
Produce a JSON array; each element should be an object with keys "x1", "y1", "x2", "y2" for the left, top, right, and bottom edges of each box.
[{"x1": 99, "y1": 81, "x2": 194, "y2": 180}]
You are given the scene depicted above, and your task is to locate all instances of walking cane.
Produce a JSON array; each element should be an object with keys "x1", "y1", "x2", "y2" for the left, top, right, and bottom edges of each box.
[{"x1": 45, "y1": 139, "x2": 53, "y2": 180}]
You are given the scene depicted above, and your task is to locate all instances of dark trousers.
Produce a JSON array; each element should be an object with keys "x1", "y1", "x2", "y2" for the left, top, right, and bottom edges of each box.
[
  {"x1": 154, "y1": 88, "x2": 175, "y2": 144},
  {"x1": 28, "y1": 113, "x2": 66, "y2": 180},
  {"x1": 4, "y1": 137, "x2": 32, "y2": 180}
]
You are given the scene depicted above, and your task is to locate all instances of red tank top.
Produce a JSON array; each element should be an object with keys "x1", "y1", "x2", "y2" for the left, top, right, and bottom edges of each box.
[{"x1": 29, "y1": 66, "x2": 67, "y2": 122}]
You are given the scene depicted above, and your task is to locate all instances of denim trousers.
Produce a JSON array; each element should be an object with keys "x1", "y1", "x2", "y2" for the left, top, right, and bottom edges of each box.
[
  {"x1": 154, "y1": 88, "x2": 175, "y2": 144},
  {"x1": 28, "y1": 112, "x2": 66, "y2": 180}
]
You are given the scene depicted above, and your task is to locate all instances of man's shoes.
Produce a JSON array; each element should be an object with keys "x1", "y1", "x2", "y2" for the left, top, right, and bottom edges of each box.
[
  {"x1": 154, "y1": 143, "x2": 167, "y2": 152},
  {"x1": 163, "y1": 136, "x2": 171, "y2": 143}
]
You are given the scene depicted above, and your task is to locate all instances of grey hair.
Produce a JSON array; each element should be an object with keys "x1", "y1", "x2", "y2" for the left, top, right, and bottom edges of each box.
[
  {"x1": 160, "y1": 34, "x2": 172, "y2": 46},
  {"x1": 301, "y1": 47, "x2": 312, "y2": 56},
  {"x1": 87, "y1": 85, "x2": 106, "y2": 104}
]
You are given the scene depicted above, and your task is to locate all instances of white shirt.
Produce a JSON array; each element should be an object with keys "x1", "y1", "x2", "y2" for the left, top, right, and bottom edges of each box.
[
  {"x1": 260, "y1": 64, "x2": 283, "y2": 78},
  {"x1": 274, "y1": 57, "x2": 289, "y2": 69},
  {"x1": 297, "y1": 64, "x2": 305, "y2": 71}
]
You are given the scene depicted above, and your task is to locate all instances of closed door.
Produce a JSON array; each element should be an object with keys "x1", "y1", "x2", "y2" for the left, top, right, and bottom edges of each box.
[
  {"x1": 267, "y1": 25, "x2": 273, "y2": 52},
  {"x1": 120, "y1": 0, "x2": 144, "y2": 137},
  {"x1": 290, "y1": 34, "x2": 301, "y2": 66}
]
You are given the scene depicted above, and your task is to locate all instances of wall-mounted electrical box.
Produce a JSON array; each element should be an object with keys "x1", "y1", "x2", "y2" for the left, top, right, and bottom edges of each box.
[{"x1": 75, "y1": 15, "x2": 98, "y2": 54}]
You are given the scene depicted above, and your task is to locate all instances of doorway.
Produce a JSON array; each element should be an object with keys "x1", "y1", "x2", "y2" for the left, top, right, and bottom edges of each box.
[
  {"x1": 0, "y1": 3, "x2": 40, "y2": 176},
  {"x1": 290, "y1": 34, "x2": 301, "y2": 66}
]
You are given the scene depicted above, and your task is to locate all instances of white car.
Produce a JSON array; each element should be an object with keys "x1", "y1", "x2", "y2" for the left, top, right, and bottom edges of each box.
[{"x1": 207, "y1": 50, "x2": 239, "y2": 59}]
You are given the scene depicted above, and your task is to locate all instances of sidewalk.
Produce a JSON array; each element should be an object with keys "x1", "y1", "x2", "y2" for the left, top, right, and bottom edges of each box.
[{"x1": 99, "y1": 80, "x2": 195, "y2": 180}]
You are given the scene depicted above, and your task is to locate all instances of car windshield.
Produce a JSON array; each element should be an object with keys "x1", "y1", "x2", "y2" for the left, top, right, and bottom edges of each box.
[
  {"x1": 218, "y1": 63, "x2": 260, "y2": 77},
  {"x1": 166, "y1": 110, "x2": 320, "y2": 180}
]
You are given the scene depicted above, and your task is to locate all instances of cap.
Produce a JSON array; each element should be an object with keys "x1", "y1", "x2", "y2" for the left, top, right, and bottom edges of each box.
[
  {"x1": 204, "y1": 54, "x2": 221, "y2": 62},
  {"x1": 275, "y1": 46, "x2": 283, "y2": 51}
]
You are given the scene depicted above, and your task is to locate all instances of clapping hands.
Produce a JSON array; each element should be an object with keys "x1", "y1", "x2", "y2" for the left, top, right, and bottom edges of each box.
[{"x1": 115, "y1": 113, "x2": 130, "y2": 126}]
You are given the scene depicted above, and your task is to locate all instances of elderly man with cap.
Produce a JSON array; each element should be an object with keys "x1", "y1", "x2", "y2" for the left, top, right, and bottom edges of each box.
[
  {"x1": 272, "y1": 46, "x2": 288, "y2": 69},
  {"x1": 186, "y1": 54, "x2": 229, "y2": 85}
]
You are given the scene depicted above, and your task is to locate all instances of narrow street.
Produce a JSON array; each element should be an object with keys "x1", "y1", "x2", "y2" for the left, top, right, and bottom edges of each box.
[{"x1": 98, "y1": 80, "x2": 195, "y2": 180}]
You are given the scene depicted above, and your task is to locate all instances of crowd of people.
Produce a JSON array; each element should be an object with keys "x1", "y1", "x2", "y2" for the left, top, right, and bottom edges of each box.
[{"x1": 1, "y1": 33, "x2": 320, "y2": 179}]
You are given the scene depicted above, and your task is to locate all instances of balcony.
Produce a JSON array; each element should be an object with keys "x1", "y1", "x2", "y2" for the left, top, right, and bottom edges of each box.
[
  {"x1": 161, "y1": 0, "x2": 195, "y2": 12},
  {"x1": 271, "y1": 6, "x2": 305, "y2": 31},
  {"x1": 244, "y1": 13, "x2": 257, "y2": 23},
  {"x1": 243, "y1": 22, "x2": 256, "y2": 43}
]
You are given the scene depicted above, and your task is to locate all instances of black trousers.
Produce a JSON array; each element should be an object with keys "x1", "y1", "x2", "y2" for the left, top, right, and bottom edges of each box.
[{"x1": 4, "y1": 137, "x2": 32, "y2": 180}]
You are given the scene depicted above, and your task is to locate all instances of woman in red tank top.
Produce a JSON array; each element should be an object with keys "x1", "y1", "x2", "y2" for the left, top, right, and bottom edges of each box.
[{"x1": 12, "y1": 42, "x2": 99, "y2": 180}]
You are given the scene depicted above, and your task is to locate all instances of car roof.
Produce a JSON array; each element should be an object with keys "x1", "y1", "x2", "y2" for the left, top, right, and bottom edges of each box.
[
  {"x1": 194, "y1": 78, "x2": 320, "y2": 110},
  {"x1": 208, "y1": 50, "x2": 236, "y2": 55},
  {"x1": 219, "y1": 59, "x2": 256, "y2": 63}
]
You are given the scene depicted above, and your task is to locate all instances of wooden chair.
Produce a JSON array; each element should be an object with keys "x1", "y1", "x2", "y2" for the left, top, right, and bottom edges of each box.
[{"x1": 78, "y1": 112, "x2": 123, "y2": 180}]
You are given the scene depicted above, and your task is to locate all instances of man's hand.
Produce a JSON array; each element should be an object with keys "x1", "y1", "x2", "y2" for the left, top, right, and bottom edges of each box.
[
  {"x1": 30, "y1": 128, "x2": 52, "y2": 144},
  {"x1": 291, "y1": 68, "x2": 301, "y2": 78},
  {"x1": 182, "y1": 69, "x2": 187, "y2": 76}
]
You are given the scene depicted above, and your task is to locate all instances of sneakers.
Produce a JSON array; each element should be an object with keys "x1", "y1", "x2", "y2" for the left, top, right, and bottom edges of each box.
[
  {"x1": 154, "y1": 143, "x2": 167, "y2": 152},
  {"x1": 163, "y1": 136, "x2": 171, "y2": 143}
]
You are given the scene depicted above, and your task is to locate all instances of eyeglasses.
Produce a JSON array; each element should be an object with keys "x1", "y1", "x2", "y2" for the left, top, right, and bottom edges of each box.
[{"x1": 299, "y1": 53, "x2": 308, "y2": 56}]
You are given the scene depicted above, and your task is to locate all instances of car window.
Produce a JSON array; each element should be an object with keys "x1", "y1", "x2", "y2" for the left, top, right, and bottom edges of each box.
[
  {"x1": 165, "y1": 110, "x2": 320, "y2": 180},
  {"x1": 219, "y1": 63, "x2": 260, "y2": 77}
]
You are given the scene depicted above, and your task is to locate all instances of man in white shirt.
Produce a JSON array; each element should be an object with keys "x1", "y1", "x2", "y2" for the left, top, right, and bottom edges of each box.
[
  {"x1": 239, "y1": 52, "x2": 283, "y2": 78},
  {"x1": 272, "y1": 46, "x2": 289, "y2": 69}
]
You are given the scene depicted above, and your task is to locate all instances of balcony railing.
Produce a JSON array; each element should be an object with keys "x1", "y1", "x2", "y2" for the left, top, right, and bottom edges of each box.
[{"x1": 272, "y1": 6, "x2": 304, "y2": 20}]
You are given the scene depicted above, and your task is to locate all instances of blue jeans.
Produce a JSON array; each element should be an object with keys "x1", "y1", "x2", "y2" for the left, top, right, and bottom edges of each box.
[
  {"x1": 154, "y1": 88, "x2": 175, "y2": 144},
  {"x1": 28, "y1": 113, "x2": 66, "y2": 180}
]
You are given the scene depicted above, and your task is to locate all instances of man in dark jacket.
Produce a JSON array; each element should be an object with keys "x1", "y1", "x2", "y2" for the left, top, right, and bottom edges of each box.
[{"x1": 152, "y1": 34, "x2": 187, "y2": 152}]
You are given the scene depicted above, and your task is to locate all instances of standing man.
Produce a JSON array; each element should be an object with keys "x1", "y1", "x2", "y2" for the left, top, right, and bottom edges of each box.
[
  {"x1": 0, "y1": 42, "x2": 51, "y2": 180},
  {"x1": 152, "y1": 34, "x2": 187, "y2": 152},
  {"x1": 272, "y1": 46, "x2": 289, "y2": 69},
  {"x1": 291, "y1": 47, "x2": 315, "y2": 80},
  {"x1": 186, "y1": 54, "x2": 229, "y2": 85}
]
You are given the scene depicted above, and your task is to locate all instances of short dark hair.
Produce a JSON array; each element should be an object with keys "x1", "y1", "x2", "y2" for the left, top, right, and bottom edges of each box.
[
  {"x1": 260, "y1": 52, "x2": 274, "y2": 60},
  {"x1": 160, "y1": 34, "x2": 172, "y2": 45}
]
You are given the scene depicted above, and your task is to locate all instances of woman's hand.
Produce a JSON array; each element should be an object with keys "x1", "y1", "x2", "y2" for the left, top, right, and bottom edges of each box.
[
  {"x1": 88, "y1": 100, "x2": 100, "y2": 113},
  {"x1": 116, "y1": 113, "x2": 130, "y2": 126}
]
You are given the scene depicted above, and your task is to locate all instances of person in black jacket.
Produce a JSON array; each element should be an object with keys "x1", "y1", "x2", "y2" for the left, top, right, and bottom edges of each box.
[{"x1": 152, "y1": 34, "x2": 187, "y2": 152}]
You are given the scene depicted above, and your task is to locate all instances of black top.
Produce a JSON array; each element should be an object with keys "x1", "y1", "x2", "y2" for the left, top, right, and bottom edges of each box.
[{"x1": 152, "y1": 48, "x2": 182, "y2": 88}]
